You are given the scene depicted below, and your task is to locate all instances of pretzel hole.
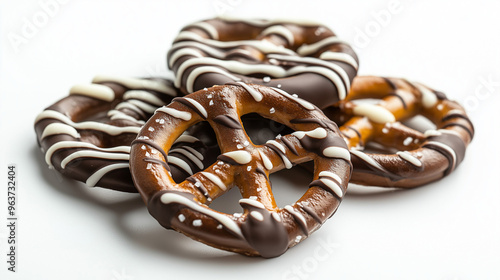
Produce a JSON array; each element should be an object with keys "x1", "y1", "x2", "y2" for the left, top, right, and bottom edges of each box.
[{"x1": 241, "y1": 113, "x2": 293, "y2": 145}]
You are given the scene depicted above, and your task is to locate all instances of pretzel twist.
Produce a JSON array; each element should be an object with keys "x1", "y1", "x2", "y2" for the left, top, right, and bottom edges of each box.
[
  {"x1": 324, "y1": 76, "x2": 474, "y2": 187},
  {"x1": 34, "y1": 76, "x2": 218, "y2": 192},
  {"x1": 130, "y1": 84, "x2": 352, "y2": 257},
  {"x1": 168, "y1": 17, "x2": 358, "y2": 108}
]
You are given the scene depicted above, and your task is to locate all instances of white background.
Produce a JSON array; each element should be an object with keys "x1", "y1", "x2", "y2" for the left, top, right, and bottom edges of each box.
[{"x1": 1, "y1": 0, "x2": 500, "y2": 279}]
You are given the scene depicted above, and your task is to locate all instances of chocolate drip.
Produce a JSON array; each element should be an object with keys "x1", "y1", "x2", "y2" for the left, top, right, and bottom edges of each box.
[
  {"x1": 346, "y1": 125, "x2": 362, "y2": 139},
  {"x1": 240, "y1": 205, "x2": 288, "y2": 258},
  {"x1": 213, "y1": 115, "x2": 243, "y2": 129},
  {"x1": 300, "y1": 205, "x2": 323, "y2": 224},
  {"x1": 290, "y1": 118, "x2": 338, "y2": 131},
  {"x1": 173, "y1": 97, "x2": 207, "y2": 119},
  {"x1": 382, "y1": 77, "x2": 397, "y2": 90},
  {"x1": 281, "y1": 137, "x2": 299, "y2": 155},
  {"x1": 255, "y1": 167, "x2": 269, "y2": 181},
  {"x1": 441, "y1": 113, "x2": 475, "y2": 138},
  {"x1": 147, "y1": 190, "x2": 196, "y2": 229}
]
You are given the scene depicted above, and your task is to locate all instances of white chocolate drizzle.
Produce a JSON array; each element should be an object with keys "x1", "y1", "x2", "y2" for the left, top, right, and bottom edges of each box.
[
  {"x1": 235, "y1": 82, "x2": 263, "y2": 102},
  {"x1": 396, "y1": 151, "x2": 422, "y2": 167},
  {"x1": 353, "y1": 104, "x2": 396, "y2": 124},
  {"x1": 86, "y1": 163, "x2": 129, "y2": 187},
  {"x1": 92, "y1": 75, "x2": 177, "y2": 96},
  {"x1": 69, "y1": 84, "x2": 115, "y2": 102},
  {"x1": 201, "y1": 172, "x2": 227, "y2": 191},
  {"x1": 156, "y1": 107, "x2": 192, "y2": 121},
  {"x1": 221, "y1": 151, "x2": 252, "y2": 164},
  {"x1": 413, "y1": 82, "x2": 438, "y2": 108},
  {"x1": 292, "y1": 127, "x2": 327, "y2": 139},
  {"x1": 322, "y1": 146, "x2": 351, "y2": 161},
  {"x1": 261, "y1": 25, "x2": 295, "y2": 45},
  {"x1": 258, "y1": 150, "x2": 274, "y2": 170},
  {"x1": 266, "y1": 140, "x2": 292, "y2": 169},
  {"x1": 41, "y1": 123, "x2": 80, "y2": 140},
  {"x1": 183, "y1": 97, "x2": 208, "y2": 118}
]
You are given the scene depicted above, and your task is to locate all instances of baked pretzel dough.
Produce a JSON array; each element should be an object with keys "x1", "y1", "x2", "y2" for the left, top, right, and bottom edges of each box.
[{"x1": 130, "y1": 83, "x2": 351, "y2": 257}]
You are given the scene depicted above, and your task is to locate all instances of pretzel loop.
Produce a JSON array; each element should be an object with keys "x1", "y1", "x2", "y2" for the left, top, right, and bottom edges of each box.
[
  {"x1": 130, "y1": 83, "x2": 351, "y2": 257},
  {"x1": 325, "y1": 76, "x2": 474, "y2": 187}
]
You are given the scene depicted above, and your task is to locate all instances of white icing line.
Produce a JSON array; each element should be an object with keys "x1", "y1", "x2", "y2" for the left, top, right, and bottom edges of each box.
[
  {"x1": 201, "y1": 172, "x2": 227, "y2": 191},
  {"x1": 353, "y1": 104, "x2": 396, "y2": 124},
  {"x1": 44, "y1": 141, "x2": 130, "y2": 167},
  {"x1": 92, "y1": 75, "x2": 177, "y2": 96},
  {"x1": 322, "y1": 146, "x2": 351, "y2": 161},
  {"x1": 156, "y1": 107, "x2": 192, "y2": 121},
  {"x1": 167, "y1": 156, "x2": 193, "y2": 175},
  {"x1": 424, "y1": 130, "x2": 442, "y2": 138},
  {"x1": 41, "y1": 123, "x2": 80, "y2": 140},
  {"x1": 425, "y1": 141, "x2": 457, "y2": 170},
  {"x1": 272, "y1": 87, "x2": 315, "y2": 110},
  {"x1": 185, "y1": 66, "x2": 242, "y2": 93},
  {"x1": 35, "y1": 110, "x2": 140, "y2": 135},
  {"x1": 258, "y1": 150, "x2": 274, "y2": 170},
  {"x1": 284, "y1": 205, "x2": 308, "y2": 229},
  {"x1": 124, "y1": 90, "x2": 165, "y2": 106},
  {"x1": 170, "y1": 148, "x2": 204, "y2": 169},
  {"x1": 261, "y1": 25, "x2": 295, "y2": 45},
  {"x1": 396, "y1": 151, "x2": 422, "y2": 167},
  {"x1": 221, "y1": 151, "x2": 252, "y2": 164},
  {"x1": 292, "y1": 127, "x2": 327, "y2": 139},
  {"x1": 235, "y1": 82, "x2": 263, "y2": 102},
  {"x1": 319, "y1": 51, "x2": 358, "y2": 70},
  {"x1": 174, "y1": 134, "x2": 200, "y2": 144},
  {"x1": 69, "y1": 84, "x2": 115, "y2": 102},
  {"x1": 318, "y1": 171, "x2": 343, "y2": 185},
  {"x1": 61, "y1": 150, "x2": 129, "y2": 169},
  {"x1": 217, "y1": 16, "x2": 322, "y2": 27},
  {"x1": 266, "y1": 140, "x2": 286, "y2": 154},
  {"x1": 169, "y1": 41, "x2": 226, "y2": 67},
  {"x1": 413, "y1": 82, "x2": 438, "y2": 108},
  {"x1": 183, "y1": 146, "x2": 204, "y2": 160},
  {"x1": 239, "y1": 198, "x2": 266, "y2": 209},
  {"x1": 297, "y1": 37, "x2": 347, "y2": 56},
  {"x1": 187, "y1": 21, "x2": 219, "y2": 39},
  {"x1": 85, "y1": 163, "x2": 129, "y2": 187},
  {"x1": 319, "y1": 178, "x2": 343, "y2": 198},
  {"x1": 127, "y1": 99, "x2": 158, "y2": 114},
  {"x1": 161, "y1": 192, "x2": 243, "y2": 237},
  {"x1": 350, "y1": 150, "x2": 388, "y2": 172},
  {"x1": 107, "y1": 110, "x2": 145, "y2": 124}
]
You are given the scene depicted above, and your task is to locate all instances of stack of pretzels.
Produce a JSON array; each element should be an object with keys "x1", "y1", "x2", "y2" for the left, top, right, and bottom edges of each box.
[{"x1": 34, "y1": 18, "x2": 473, "y2": 258}]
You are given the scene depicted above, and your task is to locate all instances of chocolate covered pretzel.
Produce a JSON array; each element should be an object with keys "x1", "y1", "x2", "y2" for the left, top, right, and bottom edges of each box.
[
  {"x1": 130, "y1": 83, "x2": 352, "y2": 257},
  {"x1": 34, "y1": 75, "x2": 218, "y2": 192},
  {"x1": 324, "y1": 76, "x2": 474, "y2": 187},
  {"x1": 168, "y1": 17, "x2": 358, "y2": 108}
]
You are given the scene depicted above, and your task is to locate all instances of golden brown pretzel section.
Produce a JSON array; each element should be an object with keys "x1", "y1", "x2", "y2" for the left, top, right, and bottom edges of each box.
[
  {"x1": 130, "y1": 83, "x2": 352, "y2": 257},
  {"x1": 324, "y1": 76, "x2": 474, "y2": 188},
  {"x1": 168, "y1": 17, "x2": 358, "y2": 108}
]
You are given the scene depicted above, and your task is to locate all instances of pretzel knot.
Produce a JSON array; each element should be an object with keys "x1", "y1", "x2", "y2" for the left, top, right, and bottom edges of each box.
[
  {"x1": 325, "y1": 76, "x2": 474, "y2": 188},
  {"x1": 130, "y1": 84, "x2": 352, "y2": 257},
  {"x1": 168, "y1": 17, "x2": 358, "y2": 109}
]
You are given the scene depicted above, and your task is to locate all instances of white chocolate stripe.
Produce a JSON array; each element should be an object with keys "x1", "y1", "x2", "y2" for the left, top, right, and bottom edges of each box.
[
  {"x1": 323, "y1": 146, "x2": 351, "y2": 161},
  {"x1": 44, "y1": 140, "x2": 130, "y2": 167},
  {"x1": 183, "y1": 146, "x2": 204, "y2": 160},
  {"x1": 156, "y1": 107, "x2": 192, "y2": 121},
  {"x1": 268, "y1": 54, "x2": 351, "y2": 97},
  {"x1": 353, "y1": 104, "x2": 396, "y2": 124},
  {"x1": 318, "y1": 171, "x2": 343, "y2": 185},
  {"x1": 174, "y1": 31, "x2": 296, "y2": 55},
  {"x1": 167, "y1": 156, "x2": 193, "y2": 175},
  {"x1": 319, "y1": 178, "x2": 343, "y2": 198},
  {"x1": 186, "y1": 66, "x2": 242, "y2": 93},
  {"x1": 170, "y1": 148, "x2": 204, "y2": 169},
  {"x1": 92, "y1": 75, "x2": 177, "y2": 96},
  {"x1": 266, "y1": 140, "x2": 286, "y2": 154},
  {"x1": 36, "y1": 110, "x2": 141, "y2": 135},
  {"x1": 286, "y1": 66, "x2": 348, "y2": 100},
  {"x1": 220, "y1": 151, "x2": 252, "y2": 164},
  {"x1": 272, "y1": 87, "x2": 315, "y2": 110},
  {"x1": 412, "y1": 82, "x2": 438, "y2": 108},
  {"x1": 297, "y1": 37, "x2": 348, "y2": 56},
  {"x1": 261, "y1": 25, "x2": 295, "y2": 45},
  {"x1": 107, "y1": 110, "x2": 145, "y2": 124},
  {"x1": 161, "y1": 192, "x2": 243, "y2": 237},
  {"x1": 396, "y1": 151, "x2": 422, "y2": 167},
  {"x1": 235, "y1": 82, "x2": 263, "y2": 102},
  {"x1": 61, "y1": 150, "x2": 129, "y2": 168},
  {"x1": 266, "y1": 140, "x2": 293, "y2": 169},
  {"x1": 201, "y1": 172, "x2": 227, "y2": 191},
  {"x1": 169, "y1": 41, "x2": 227, "y2": 67},
  {"x1": 217, "y1": 16, "x2": 322, "y2": 27},
  {"x1": 183, "y1": 97, "x2": 208, "y2": 118},
  {"x1": 86, "y1": 163, "x2": 129, "y2": 187},
  {"x1": 41, "y1": 123, "x2": 80, "y2": 140},
  {"x1": 114, "y1": 102, "x2": 144, "y2": 116},
  {"x1": 168, "y1": 48, "x2": 203, "y2": 68},
  {"x1": 350, "y1": 150, "x2": 388, "y2": 173},
  {"x1": 69, "y1": 84, "x2": 115, "y2": 102},
  {"x1": 319, "y1": 51, "x2": 358, "y2": 70},
  {"x1": 174, "y1": 134, "x2": 201, "y2": 144},
  {"x1": 258, "y1": 150, "x2": 274, "y2": 170},
  {"x1": 127, "y1": 99, "x2": 158, "y2": 114},
  {"x1": 292, "y1": 127, "x2": 327, "y2": 140},
  {"x1": 284, "y1": 205, "x2": 308, "y2": 232},
  {"x1": 239, "y1": 198, "x2": 266, "y2": 209},
  {"x1": 124, "y1": 90, "x2": 166, "y2": 106},
  {"x1": 425, "y1": 141, "x2": 457, "y2": 170},
  {"x1": 186, "y1": 21, "x2": 219, "y2": 39}
]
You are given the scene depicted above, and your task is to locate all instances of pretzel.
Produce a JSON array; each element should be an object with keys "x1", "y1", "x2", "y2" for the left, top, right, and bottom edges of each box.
[
  {"x1": 167, "y1": 17, "x2": 358, "y2": 109},
  {"x1": 129, "y1": 83, "x2": 352, "y2": 257},
  {"x1": 323, "y1": 76, "x2": 474, "y2": 188},
  {"x1": 34, "y1": 75, "x2": 218, "y2": 192}
]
